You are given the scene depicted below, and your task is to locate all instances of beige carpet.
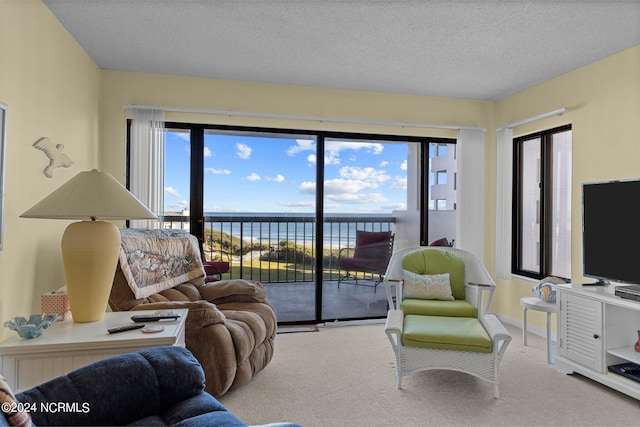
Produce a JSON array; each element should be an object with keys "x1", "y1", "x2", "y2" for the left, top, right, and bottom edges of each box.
[{"x1": 219, "y1": 322, "x2": 640, "y2": 427}]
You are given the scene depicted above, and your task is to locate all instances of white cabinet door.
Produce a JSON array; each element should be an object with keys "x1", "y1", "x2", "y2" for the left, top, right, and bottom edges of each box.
[{"x1": 559, "y1": 291, "x2": 604, "y2": 372}]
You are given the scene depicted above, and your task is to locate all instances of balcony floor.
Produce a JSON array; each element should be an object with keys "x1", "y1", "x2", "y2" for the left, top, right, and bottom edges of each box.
[{"x1": 263, "y1": 279, "x2": 389, "y2": 323}]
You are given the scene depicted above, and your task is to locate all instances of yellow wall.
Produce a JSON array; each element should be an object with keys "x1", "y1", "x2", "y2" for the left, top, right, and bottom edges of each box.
[
  {"x1": 489, "y1": 46, "x2": 640, "y2": 327},
  {"x1": 99, "y1": 71, "x2": 490, "y2": 182},
  {"x1": 0, "y1": 0, "x2": 100, "y2": 339}
]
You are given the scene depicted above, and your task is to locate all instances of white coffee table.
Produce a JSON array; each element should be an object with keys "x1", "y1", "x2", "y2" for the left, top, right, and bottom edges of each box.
[
  {"x1": 520, "y1": 296, "x2": 557, "y2": 364},
  {"x1": 0, "y1": 309, "x2": 188, "y2": 392}
]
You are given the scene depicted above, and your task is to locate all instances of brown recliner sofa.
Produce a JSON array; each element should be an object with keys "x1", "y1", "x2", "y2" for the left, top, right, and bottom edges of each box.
[{"x1": 109, "y1": 229, "x2": 276, "y2": 398}]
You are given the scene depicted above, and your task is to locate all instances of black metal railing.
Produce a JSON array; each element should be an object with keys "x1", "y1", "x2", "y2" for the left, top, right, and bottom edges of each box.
[{"x1": 161, "y1": 214, "x2": 396, "y2": 283}]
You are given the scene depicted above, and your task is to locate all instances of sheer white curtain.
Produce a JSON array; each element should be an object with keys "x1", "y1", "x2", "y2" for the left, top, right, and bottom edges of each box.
[
  {"x1": 495, "y1": 128, "x2": 514, "y2": 279},
  {"x1": 129, "y1": 109, "x2": 165, "y2": 229},
  {"x1": 456, "y1": 129, "x2": 486, "y2": 259}
]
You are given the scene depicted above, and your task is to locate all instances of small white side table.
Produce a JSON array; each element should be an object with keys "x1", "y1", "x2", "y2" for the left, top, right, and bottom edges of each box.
[
  {"x1": 0, "y1": 309, "x2": 188, "y2": 392},
  {"x1": 520, "y1": 296, "x2": 557, "y2": 364}
]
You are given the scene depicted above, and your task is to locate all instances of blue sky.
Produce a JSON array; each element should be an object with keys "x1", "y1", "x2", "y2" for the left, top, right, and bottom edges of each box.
[{"x1": 163, "y1": 131, "x2": 408, "y2": 214}]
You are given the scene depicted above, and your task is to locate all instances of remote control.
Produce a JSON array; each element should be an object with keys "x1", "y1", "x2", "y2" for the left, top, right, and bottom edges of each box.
[
  {"x1": 108, "y1": 323, "x2": 145, "y2": 334},
  {"x1": 131, "y1": 313, "x2": 181, "y2": 323}
]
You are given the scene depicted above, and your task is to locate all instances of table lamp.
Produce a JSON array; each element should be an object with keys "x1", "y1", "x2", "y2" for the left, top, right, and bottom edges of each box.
[{"x1": 21, "y1": 169, "x2": 157, "y2": 322}]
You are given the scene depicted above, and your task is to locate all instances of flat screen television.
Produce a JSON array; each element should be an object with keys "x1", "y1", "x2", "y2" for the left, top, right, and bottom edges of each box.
[{"x1": 582, "y1": 179, "x2": 640, "y2": 286}]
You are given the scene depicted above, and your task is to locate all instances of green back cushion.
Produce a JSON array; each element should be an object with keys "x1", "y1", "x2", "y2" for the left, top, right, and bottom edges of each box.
[
  {"x1": 402, "y1": 315, "x2": 493, "y2": 353},
  {"x1": 402, "y1": 249, "x2": 466, "y2": 300}
]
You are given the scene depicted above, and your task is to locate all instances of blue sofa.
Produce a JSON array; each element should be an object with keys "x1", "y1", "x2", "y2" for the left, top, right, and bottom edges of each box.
[{"x1": 0, "y1": 346, "x2": 300, "y2": 427}]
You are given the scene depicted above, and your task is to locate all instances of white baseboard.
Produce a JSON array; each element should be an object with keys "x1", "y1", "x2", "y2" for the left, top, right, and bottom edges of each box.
[{"x1": 495, "y1": 312, "x2": 557, "y2": 341}]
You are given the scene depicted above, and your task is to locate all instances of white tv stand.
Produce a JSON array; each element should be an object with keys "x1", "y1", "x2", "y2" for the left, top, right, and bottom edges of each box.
[{"x1": 555, "y1": 285, "x2": 640, "y2": 400}]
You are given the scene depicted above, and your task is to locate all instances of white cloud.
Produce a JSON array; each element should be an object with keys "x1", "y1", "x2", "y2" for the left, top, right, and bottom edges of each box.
[
  {"x1": 400, "y1": 160, "x2": 407, "y2": 171},
  {"x1": 324, "y1": 178, "x2": 377, "y2": 195},
  {"x1": 267, "y1": 174, "x2": 285, "y2": 182},
  {"x1": 166, "y1": 200, "x2": 188, "y2": 211},
  {"x1": 164, "y1": 186, "x2": 181, "y2": 198},
  {"x1": 288, "y1": 139, "x2": 383, "y2": 166},
  {"x1": 279, "y1": 201, "x2": 315, "y2": 208},
  {"x1": 287, "y1": 139, "x2": 316, "y2": 156},
  {"x1": 327, "y1": 193, "x2": 388, "y2": 204},
  {"x1": 324, "y1": 151, "x2": 341, "y2": 165},
  {"x1": 299, "y1": 181, "x2": 316, "y2": 194},
  {"x1": 203, "y1": 146, "x2": 212, "y2": 158},
  {"x1": 173, "y1": 131, "x2": 190, "y2": 142},
  {"x1": 339, "y1": 166, "x2": 389, "y2": 183},
  {"x1": 326, "y1": 140, "x2": 383, "y2": 155},
  {"x1": 380, "y1": 160, "x2": 389, "y2": 167},
  {"x1": 205, "y1": 167, "x2": 231, "y2": 175},
  {"x1": 246, "y1": 172, "x2": 261, "y2": 181},
  {"x1": 391, "y1": 177, "x2": 407, "y2": 190},
  {"x1": 236, "y1": 143, "x2": 252, "y2": 159}
]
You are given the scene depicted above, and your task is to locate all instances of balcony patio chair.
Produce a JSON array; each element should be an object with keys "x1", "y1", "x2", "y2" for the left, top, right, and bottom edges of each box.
[
  {"x1": 383, "y1": 246, "x2": 512, "y2": 398},
  {"x1": 337, "y1": 230, "x2": 394, "y2": 292},
  {"x1": 201, "y1": 247, "x2": 231, "y2": 283},
  {"x1": 200, "y1": 224, "x2": 231, "y2": 283}
]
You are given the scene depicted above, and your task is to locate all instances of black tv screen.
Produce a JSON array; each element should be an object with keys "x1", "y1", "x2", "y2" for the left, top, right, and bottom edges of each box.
[{"x1": 582, "y1": 179, "x2": 640, "y2": 285}]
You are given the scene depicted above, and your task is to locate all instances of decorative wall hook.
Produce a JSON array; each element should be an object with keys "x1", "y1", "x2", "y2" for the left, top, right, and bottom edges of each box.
[{"x1": 33, "y1": 137, "x2": 74, "y2": 178}]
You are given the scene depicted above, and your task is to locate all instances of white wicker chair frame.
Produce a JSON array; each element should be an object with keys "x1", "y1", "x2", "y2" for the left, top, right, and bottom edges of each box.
[{"x1": 383, "y1": 247, "x2": 512, "y2": 398}]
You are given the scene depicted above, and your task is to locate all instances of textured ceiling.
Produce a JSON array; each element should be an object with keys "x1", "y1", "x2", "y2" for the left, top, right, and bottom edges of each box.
[{"x1": 43, "y1": 0, "x2": 640, "y2": 101}]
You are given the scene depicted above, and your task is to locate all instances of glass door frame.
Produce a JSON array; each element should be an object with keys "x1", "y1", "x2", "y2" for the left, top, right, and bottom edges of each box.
[{"x1": 129, "y1": 120, "x2": 438, "y2": 323}]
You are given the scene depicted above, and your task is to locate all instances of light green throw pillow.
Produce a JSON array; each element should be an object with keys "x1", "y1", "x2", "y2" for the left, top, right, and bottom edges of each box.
[
  {"x1": 402, "y1": 249, "x2": 466, "y2": 300},
  {"x1": 402, "y1": 270, "x2": 454, "y2": 300}
]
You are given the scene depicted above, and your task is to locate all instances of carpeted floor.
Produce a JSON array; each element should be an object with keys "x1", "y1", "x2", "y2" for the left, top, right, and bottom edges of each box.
[{"x1": 220, "y1": 322, "x2": 640, "y2": 427}]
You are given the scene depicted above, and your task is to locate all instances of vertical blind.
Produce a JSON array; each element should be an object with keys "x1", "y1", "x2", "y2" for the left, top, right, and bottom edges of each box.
[{"x1": 129, "y1": 109, "x2": 165, "y2": 229}]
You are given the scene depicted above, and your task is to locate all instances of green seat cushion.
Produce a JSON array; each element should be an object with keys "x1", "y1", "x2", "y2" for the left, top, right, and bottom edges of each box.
[
  {"x1": 402, "y1": 249, "x2": 466, "y2": 300},
  {"x1": 402, "y1": 315, "x2": 493, "y2": 353},
  {"x1": 401, "y1": 298, "x2": 478, "y2": 318}
]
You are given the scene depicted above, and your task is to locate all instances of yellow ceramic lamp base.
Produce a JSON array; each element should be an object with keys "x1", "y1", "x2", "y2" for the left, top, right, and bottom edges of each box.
[{"x1": 61, "y1": 220, "x2": 121, "y2": 322}]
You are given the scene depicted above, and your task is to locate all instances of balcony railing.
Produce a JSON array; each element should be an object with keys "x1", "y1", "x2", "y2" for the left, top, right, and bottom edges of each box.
[{"x1": 161, "y1": 214, "x2": 396, "y2": 283}]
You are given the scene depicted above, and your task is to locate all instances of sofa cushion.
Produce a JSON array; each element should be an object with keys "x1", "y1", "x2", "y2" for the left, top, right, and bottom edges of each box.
[
  {"x1": 17, "y1": 347, "x2": 206, "y2": 426},
  {"x1": 400, "y1": 298, "x2": 477, "y2": 318},
  {"x1": 161, "y1": 393, "x2": 247, "y2": 427},
  {"x1": 402, "y1": 315, "x2": 493, "y2": 353},
  {"x1": 402, "y1": 249, "x2": 466, "y2": 300}
]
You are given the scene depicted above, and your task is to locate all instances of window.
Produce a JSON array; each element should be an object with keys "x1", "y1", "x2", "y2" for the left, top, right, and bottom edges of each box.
[
  {"x1": 512, "y1": 125, "x2": 572, "y2": 279},
  {"x1": 421, "y1": 138, "x2": 457, "y2": 245}
]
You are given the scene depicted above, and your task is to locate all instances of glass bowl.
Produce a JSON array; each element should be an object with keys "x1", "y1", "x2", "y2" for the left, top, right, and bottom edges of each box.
[{"x1": 4, "y1": 314, "x2": 61, "y2": 339}]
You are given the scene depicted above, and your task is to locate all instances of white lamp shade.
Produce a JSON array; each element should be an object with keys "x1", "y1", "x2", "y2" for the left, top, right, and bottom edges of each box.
[{"x1": 20, "y1": 169, "x2": 157, "y2": 220}]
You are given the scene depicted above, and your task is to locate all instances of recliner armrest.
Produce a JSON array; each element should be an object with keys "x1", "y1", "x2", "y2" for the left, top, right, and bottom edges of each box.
[
  {"x1": 131, "y1": 300, "x2": 226, "y2": 327},
  {"x1": 198, "y1": 279, "x2": 267, "y2": 305}
]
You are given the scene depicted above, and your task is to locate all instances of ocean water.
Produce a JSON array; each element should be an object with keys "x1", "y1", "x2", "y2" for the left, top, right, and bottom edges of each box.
[{"x1": 202, "y1": 212, "x2": 394, "y2": 248}]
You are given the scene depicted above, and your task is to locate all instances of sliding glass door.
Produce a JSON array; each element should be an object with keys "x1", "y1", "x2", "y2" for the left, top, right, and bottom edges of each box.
[
  {"x1": 200, "y1": 130, "x2": 319, "y2": 323},
  {"x1": 321, "y1": 137, "x2": 408, "y2": 320},
  {"x1": 132, "y1": 121, "x2": 454, "y2": 324}
]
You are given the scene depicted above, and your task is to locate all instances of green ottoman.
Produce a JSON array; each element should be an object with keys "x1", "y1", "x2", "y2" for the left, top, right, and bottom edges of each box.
[{"x1": 402, "y1": 315, "x2": 493, "y2": 353}]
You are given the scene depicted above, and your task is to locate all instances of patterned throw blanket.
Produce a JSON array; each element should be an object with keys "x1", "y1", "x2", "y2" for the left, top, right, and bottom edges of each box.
[{"x1": 118, "y1": 229, "x2": 205, "y2": 299}]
